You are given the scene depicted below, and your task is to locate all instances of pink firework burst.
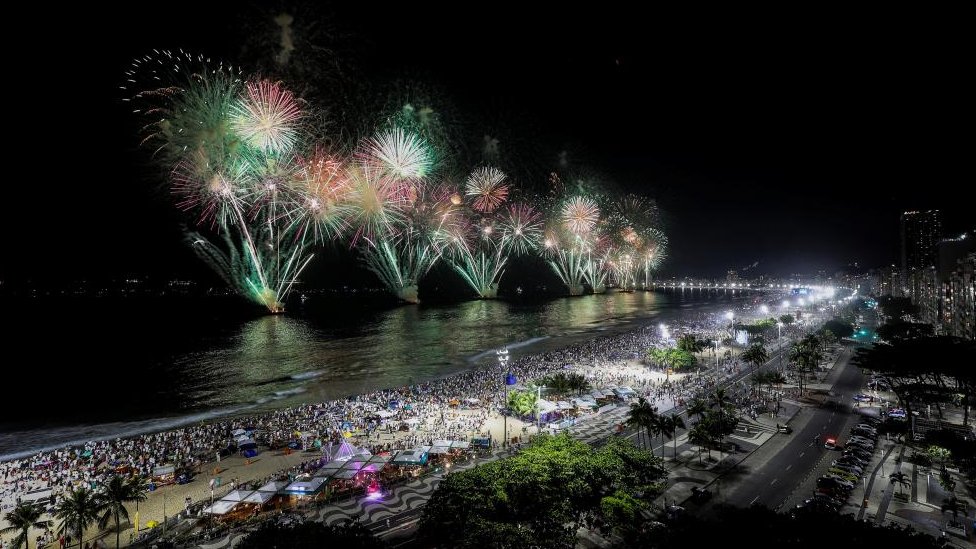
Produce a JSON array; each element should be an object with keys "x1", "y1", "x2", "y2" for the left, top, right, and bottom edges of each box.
[
  {"x1": 561, "y1": 196, "x2": 600, "y2": 235},
  {"x1": 464, "y1": 167, "x2": 509, "y2": 213},
  {"x1": 291, "y1": 148, "x2": 350, "y2": 241},
  {"x1": 171, "y1": 153, "x2": 246, "y2": 228},
  {"x1": 231, "y1": 79, "x2": 302, "y2": 154}
]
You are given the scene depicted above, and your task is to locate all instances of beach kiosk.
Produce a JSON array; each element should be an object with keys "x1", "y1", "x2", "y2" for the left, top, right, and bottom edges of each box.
[{"x1": 282, "y1": 477, "x2": 327, "y2": 506}]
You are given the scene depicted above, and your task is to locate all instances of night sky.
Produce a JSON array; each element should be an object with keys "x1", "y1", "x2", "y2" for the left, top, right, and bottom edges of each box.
[{"x1": 6, "y1": 4, "x2": 968, "y2": 285}]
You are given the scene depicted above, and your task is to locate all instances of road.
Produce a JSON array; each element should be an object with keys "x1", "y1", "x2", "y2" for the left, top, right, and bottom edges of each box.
[{"x1": 714, "y1": 345, "x2": 865, "y2": 509}]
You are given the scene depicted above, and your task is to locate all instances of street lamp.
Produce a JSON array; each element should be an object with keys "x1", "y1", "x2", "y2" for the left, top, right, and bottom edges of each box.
[
  {"x1": 659, "y1": 323, "x2": 670, "y2": 340},
  {"x1": 725, "y1": 311, "x2": 735, "y2": 341},
  {"x1": 497, "y1": 348, "x2": 511, "y2": 447},
  {"x1": 760, "y1": 305, "x2": 769, "y2": 315},
  {"x1": 536, "y1": 385, "x2": 544, "y2": 434},
  {"x1": 782, "y1": 300, "x2": 790, "y2": 309}
]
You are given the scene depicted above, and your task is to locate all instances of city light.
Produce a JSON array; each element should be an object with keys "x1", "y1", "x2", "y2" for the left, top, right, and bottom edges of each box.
[{"x1": 760, "y1": 305, "x2": 769, "y2": 314}]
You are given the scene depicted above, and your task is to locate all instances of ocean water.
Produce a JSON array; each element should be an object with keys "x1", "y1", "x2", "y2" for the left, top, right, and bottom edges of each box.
[{"x1": 0, "y1": 289, "x2": 749, "y2": 459}]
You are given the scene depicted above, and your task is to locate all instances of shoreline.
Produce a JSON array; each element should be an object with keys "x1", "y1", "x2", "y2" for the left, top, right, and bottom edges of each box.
[
  {"x1": 0, "y1": 296, "x2": 738, "y2": 462},
  {"x1": 2, "y1": 297, "x2": 770, "y2": 547}
]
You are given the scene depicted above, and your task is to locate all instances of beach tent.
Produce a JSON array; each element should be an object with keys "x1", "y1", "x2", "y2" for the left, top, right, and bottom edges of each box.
[
  {"x1": 220, "y1": 490, "x2": 253, "y2": 502},
  {"x1": 314, "y1": 467, "x2": 341, "y2": 479},
  {"x1": 231, "y1": 428, "x2": 247, "y2": 437},
  {"x1": 470, "y1": 437, "x2": 491, "y2": 448},
  {"x1": 342, "y1": 460, "x2": 367, "y2": 471},
  {"x1": 331, "y1": 469, "x2": 359, "y2": 480},
  {"x1": 151, "y1": 465, "x2": 175, "y2": 478},
  {"x1": 242, "y1": 490, "x2": 275, "y2": 506},
  {"x1": 203, "y1": 500, "x2": 239, "y2": 515},
  {"x1": 374, "y1": 410, "x2": 395, "y2": 419},
  {"x1": 257, "y1": 481, "x2": 289, "y2": 494},
  {"x1": 536, "y1": 400, "x2": 559, "y2": 414},
  {"x1": 432, "y1": 439, "x2": 452, "y2": 447},
  {"x1": 450, "y1": 441, "x2": 470, "y2": 450},
  {"x1": 557, "y1": 401, "x2": 575, "y2": 410},
  {"x1": 367, "y1": 454, "x2": 392, "y2": 464},
  {"x1": 392, "y1": 447, "x2": 430, "y2": 466},
  {"x1": 428, "y1": 445, "x2": 452, "y2": 455},
  {"x1": 282, "y1": 477, "x2": 326, "y2": 496}
]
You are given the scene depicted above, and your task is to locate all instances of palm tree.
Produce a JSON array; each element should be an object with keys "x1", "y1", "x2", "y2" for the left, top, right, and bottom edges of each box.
[
  {"x1": 688, "y1": 424, "x2": 711, "y2": 463},
  {"x1": 788, "y1": 336, "x2": 823, "y2": 396},
  {"x1": 652, "y1": 414, "x2": 669, "y2": 457},
  {"x1": 741, "y1": 343, "x2": 769, "y2": 373},
  {"x1": 626, "y1": 397, "x2": 658, "y2": 450},
  {"x1": 889, "y1": 471, "x2": 911, "y2": 495},
  {"x1": 2, "y1": 502, "x2": 45, "y2": 549},
  {"x1": 55, "y1": 486, "x2": 104, "y2": 549},
  {"x1": 709, "y1": 388, "x2": 732, "y2": 410},
  {"x1": 567, "y1": 373, "x2": 590, "y2": 396},
  {"x1": 97, "y1": 476, "x2": 147, "y2": 548},
  {"x1": 660, "y1": 414, "x2": 686, "y2": 459},
  {"x1": 685, "y1": 398, "x2": 708, "y2": 423}
]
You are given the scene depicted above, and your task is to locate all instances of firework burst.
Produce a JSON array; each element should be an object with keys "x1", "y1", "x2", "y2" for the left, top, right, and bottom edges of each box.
[
  {"x1": 464, "y1": 166, "x2": 509, "y2": 213},
  {"x1": 561, "y1": 196, "x2": 600, "y2": 235},
  {"x1": 231, "y1": 79, "x2": 302, "y2": 155},
  {"x1": 171, "y1": 152, "x2": 249, "y2": 228},
  {"x1": 287, "y1": 148, "x2": 350, "y2": 241},
  {"x1": 366, "y1": 128, "x2": 435, "y2": 181},
  {"x1": 498, "y1": 203, "x2": 543, "y2": 256},
  {"x1": 344, "y1": 163, "x2": 406, "y2": 247}
]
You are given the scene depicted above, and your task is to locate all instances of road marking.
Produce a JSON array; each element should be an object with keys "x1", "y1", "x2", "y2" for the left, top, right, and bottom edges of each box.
[
  {"x1": 750, "y1": 496, "x2": 760, "y2": 505},
  {"x1": 799, "y1": 452, "x2": 805, "y2": 457},
  {"x1": 785, "y1": 464, "x2": 792, "y2": 471},
  {"x1": 770, "y1": 478, "x2": 779, "y2": 486}
]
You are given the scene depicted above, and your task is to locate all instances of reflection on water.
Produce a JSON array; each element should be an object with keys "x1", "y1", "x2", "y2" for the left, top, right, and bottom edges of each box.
[
  {"x1": 197, "y1": 291, "x2": 700, "y2": 412},
  {"x1": 0, "y1": 290, "x2": 742, "y2": 458}
]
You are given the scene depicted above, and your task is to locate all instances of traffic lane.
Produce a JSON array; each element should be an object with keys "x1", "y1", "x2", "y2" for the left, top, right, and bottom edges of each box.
[
  {"x1": 724, "y1": 406, "x2": 851, "y2": 507},
  {"x1": 723, "y1": 348, "x2": 866, "y2": 507}
]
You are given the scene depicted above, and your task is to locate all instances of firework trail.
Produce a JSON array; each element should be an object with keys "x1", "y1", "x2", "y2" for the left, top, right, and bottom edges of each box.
[{"x1": 126, "y1": 51, "x2": 320, "y2": 313}]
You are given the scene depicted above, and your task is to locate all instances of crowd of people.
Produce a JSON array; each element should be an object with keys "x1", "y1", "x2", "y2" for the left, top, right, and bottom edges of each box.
[{"x1": 3, "y1": 309, "x2": 755, "y2": 544}]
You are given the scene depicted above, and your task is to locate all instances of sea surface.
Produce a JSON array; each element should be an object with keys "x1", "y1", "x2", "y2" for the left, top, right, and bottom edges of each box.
[{"x1": 0, "y1": 290, "x2": 752, "y2": 460}]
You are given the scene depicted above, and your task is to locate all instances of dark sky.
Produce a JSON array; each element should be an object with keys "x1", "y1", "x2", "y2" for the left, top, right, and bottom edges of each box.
[{"x1": 5, "y1": 4, "x2": 969, "y2": 284}]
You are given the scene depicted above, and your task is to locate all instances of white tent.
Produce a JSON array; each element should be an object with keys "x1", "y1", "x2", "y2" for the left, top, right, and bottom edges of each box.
[
  {"x1": 220, "y1": 490, "x2": 253, "y2": 502},
  {"x1": 283, "y1": 477, "x2": 326, "y2": 495},
  {"x1": 203, "y1": 500, "x2": 239, "y2": 515},
  {"x1": 257, "y1": 481, "x2": 288, "y2": 493},
  {"x1": 242, "y1": 491, "x2": 275, "y2": 505},
  {"x1": 536, "y1": 399, "x2": 559, "y2": 414},
  {"x1": 231, "y1": 428, "x2": 247, "y2": 437}
]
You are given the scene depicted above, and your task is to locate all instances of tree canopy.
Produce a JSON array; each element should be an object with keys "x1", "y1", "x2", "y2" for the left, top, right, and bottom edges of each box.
[{"x1": 419, "y1": 434, "x2": 666, "y2": 548}]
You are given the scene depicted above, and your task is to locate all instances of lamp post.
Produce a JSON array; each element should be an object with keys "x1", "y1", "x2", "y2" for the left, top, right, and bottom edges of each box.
[
  {"x1": 497, "y1": 348, "x2": 510, "y2": 448},
  {"x1": 726, "y1": 311, "x2": 735, "y2": 342},
  {"x1": 536, "y1": 385, "x2": 545, "y2": 434}
]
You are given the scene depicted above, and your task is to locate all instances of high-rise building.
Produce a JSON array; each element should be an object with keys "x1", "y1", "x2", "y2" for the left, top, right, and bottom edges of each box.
[
  {"x1": 901, "y1": 210, "x2": 942, "y2": 272},
  {"x1": 947, "y1": 252, "x2": 975, "y2": 340}
]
